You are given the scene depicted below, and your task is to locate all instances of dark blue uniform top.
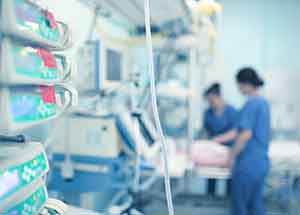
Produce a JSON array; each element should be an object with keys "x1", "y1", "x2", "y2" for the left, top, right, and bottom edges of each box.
[
  {"x1": 204, "y1": 104, "x2": 238, "y2": 146},
  {"x1": 235, "y1": 96, "x2": 271, "y2": 174}
]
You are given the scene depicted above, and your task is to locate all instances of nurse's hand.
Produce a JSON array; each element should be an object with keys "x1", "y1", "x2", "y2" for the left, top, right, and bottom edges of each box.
[
  {"x1": 212, "y1": 136, "x2": 222, "y2": 143},
  {"x1": 223, "y1": 151, "x2": 235, "y2": 168}
]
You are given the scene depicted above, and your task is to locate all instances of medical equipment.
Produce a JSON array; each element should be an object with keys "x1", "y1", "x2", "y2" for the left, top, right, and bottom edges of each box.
[
  {"x1": 134, "y1": 112, "x2": 158, "y2": 147},
  {"x1": 106, "y1": 48, "x2": 123, "y2": 83},
  {"x1": 112, "y1": 111, "x2": 160, "y2": 192},
  {"x1": 41, "y1": 198, "x2": 69, "y2": 215},
  {"x1": 0, "y1": 179, "x2": 48, "y2": 215},
  {"x1": 116, "y1": 113, "x2": 142, "y2": 156},
  {"x1": 101, "y1": 44, "x2": 126, "y2": 89},
  {"x1": 121, "y1": 112, "x2": 161, "y2": 158},
  {"x1": 188, "y1": 0, "x2": 222, "y2": 17},
  {"x1": 267, "y1": 141, "x2": 300, "y2": 186},
  {"x1": 0, "y1": 0, "x2": 71, "y2": 50},
  {"x1": 0, "y1": 85, "x2": 76, "y2": 134},
  {"x1": 134, "y1": 112, "x2": 161, "y2": 192},
  {"x1": 133, "y1": 115, "x2": 143, "y2": 192},
  {"x1": 0, "y1": 134, "x2": 26, "y2": 143},
  {"x1": 0, "y1": 142, "x2": 49, "y2": 202},
  {"x1": 107, "y1": 190, "x2": 133, "y2": 215},
  {"x1": 76, "y1": 41, "x2": 101, "y2": 93},
  {"x1": 144, "y1": 0, "x2": 174, "y2": 214},
  {"x1": 116, "y1": 113, "x2": 160, "y2": 160},
  {"x1": 76, "y1": 39, "x2": 126, "y2": 93},
  {"x1": 60, "y1": 163, "x2": 74, "y2": 181},
  {"x1": 52, "y1": 114, "x2": 121, "y2": 183},
  {"x1": 58, "y1": 117, "x2": 75, "y2": 182},
  {"x1": 48, "y1": 111, "x2": 161, "y2": 212},
  {"x1": 48, "y1": 153, "x2": 132, "y2": 210},
  {"x1": 0, "y1": 38, "x2": 71, "y2": 85},
  {"x1": 52, "y1": 115, "x2": 121, "y2": 159},
  {"x1": 41, "y1": 198, "x2": 104, "y2": 215},
  {"x1": 0, "y1": 0, "x2": 99, "y2": 213},
  {"x1": 158, "y1": 98, "x2": 189, "y2": 138}
]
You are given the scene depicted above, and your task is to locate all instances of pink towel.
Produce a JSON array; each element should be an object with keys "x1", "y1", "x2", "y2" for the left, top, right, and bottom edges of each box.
[{"x1": 190, "y1": 141, "x2": 229, "y2": 166}]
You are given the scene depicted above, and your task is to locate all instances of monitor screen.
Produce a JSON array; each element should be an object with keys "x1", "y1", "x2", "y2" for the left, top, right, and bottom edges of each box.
[
  {"x1": 106, "y1": 49, "x2": 122, "y2": 81},
  {"x1": 15, "y1": 0, "x2": 60, "y2": 41},
  {"x1": 0, "y1": 171, "x2": 19, "y2": 199},
  {"x1": 10, "y1": 87, "x2": 57, "y2": 123},
  {"x1": 3, "y1": 185, "x2": 47, "y2": 215},
  {"x1": 13, "y1": 45, "x2": 58, "y2": 80}
]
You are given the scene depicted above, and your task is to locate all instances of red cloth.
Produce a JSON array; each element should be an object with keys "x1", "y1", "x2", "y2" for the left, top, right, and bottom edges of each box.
[
  {"x1": 190, "y1": 141, "x2": 229, "y2": 166},
  {"x1": 46, "y1": 11, "x2": 58, "y2": 29},
  {"x1": 40, "y1": 86, "x2": 56, "y2": 104},
  {"x1": 37, "y1": 49, "x2": 57, "y2": 69}
]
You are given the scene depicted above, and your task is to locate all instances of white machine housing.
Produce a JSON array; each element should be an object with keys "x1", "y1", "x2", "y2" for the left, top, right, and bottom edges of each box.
[
  {"x1": 0, "y1": 38, "x2": 70, "y2": 85},
  {"x1": 0, "y1": 85, "x2": 76, "y2": 134},
  {"x1": 0, "y1": 179, "x2": 48, "y2": 215},
  {"x1": 0, "y1": 0, "x2": 70, "y2": 50},
  {"x1": 0, "y1": 142, "x2": 49, "y2": 201},
  {"x1": 52, "y1": 116, "x2": 121, "y2": 158}
]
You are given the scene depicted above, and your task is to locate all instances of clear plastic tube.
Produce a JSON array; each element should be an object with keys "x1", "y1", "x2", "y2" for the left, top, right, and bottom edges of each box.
[{"x1": 144, "y1": 1, "x2": 175, "y2": 215}]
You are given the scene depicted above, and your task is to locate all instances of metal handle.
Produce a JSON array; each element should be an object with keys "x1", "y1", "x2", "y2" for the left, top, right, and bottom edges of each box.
[
  {"x1": 0, "y1": 134, "x2": 26, "y2": 143},
  {"x1": 108, "y1": 191, "x2": 133, "y2": 214},
  {"x1": 54, "y1": 54, "x2": 73, "y2": 82},
  {"x1": 43, "y1": 198, "x2": 69, "y2": 215},
  {"x1": 55, "y1": 21, "x2": 73, "y2": 51},
  {"x1": 55, "y1": 84, "x2": 78, "y2": 115}
]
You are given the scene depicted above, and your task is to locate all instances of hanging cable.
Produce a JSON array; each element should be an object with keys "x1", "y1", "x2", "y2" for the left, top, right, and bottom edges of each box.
[{"x1": 144, "y1": 1, "x2": 175, "y2": 215}]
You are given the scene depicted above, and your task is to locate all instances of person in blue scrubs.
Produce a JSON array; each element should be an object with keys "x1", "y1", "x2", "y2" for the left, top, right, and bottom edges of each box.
[
  {"x1": 229, "y1": 67, "x2": 271, "y2": 215},
  {"x1": 202, "y1": 83, "x2": 238, "y2": 195},
  {"x1": 203, "y1": 83, "x2": 238, "y2": 146}
]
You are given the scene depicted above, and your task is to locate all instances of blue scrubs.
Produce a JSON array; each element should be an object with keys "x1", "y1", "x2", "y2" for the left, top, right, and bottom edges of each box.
[
  {"x1": 204, "y1": 104, "x2": 237, "y2": 146},
  {"x1": 204, "y1": 104, "x2": 237, "y2": 195},
  {"x1": 231, "y1": 96, "x2": 271, "y2": 215}
]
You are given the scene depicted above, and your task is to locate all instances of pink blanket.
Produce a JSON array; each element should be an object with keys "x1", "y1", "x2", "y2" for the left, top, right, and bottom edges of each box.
[{"x1": 190, "y1": 141, "x2": 229, "y2": 167}]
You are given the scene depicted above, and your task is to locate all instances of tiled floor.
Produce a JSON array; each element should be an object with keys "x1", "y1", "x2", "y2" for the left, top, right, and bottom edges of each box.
[
  {"x1": 134, "y1": 178, "x2": 292, "y2": 215},
  {"x1": 142, "y1": 204, "x2": 288, "y2": 215},
  {"x1": 136, "y1": 193, "x2": 288, "y2": 215}
]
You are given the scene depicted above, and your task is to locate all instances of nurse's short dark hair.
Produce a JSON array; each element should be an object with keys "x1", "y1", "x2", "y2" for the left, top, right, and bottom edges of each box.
[
  {"x1": 236, "y1": 67, "x2": 264, "y2": 87},
  {"x1": 204, "y1": 82, "x2": 221, "y2": 97}
]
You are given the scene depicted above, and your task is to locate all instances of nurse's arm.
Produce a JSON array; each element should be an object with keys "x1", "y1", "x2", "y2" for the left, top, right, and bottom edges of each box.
[
  {"x1": 212, "y1": 129, "x2": 237, "y2": 144},
  {"x1": 231, "y1": 129, "x2": 252, "y2": 158}
]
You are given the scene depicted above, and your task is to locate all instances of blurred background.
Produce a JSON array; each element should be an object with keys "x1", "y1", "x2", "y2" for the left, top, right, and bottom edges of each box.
[{"x1": 1, "y1": 0, "x2": 300, "y2": 215}]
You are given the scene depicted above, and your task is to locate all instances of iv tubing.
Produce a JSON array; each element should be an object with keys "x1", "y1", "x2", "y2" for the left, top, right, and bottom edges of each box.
[{"x1": 144, "y1": 1, "x2": 175, "y2": 215}]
